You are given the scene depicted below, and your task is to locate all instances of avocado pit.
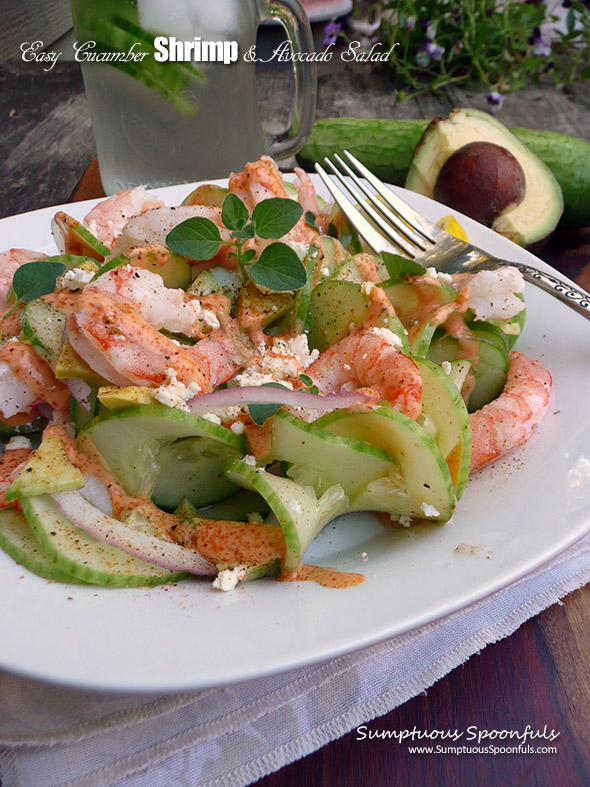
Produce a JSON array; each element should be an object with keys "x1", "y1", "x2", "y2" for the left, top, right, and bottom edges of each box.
[{"x1": 434, "y1": 141, "x2": 526, "y2": 227}]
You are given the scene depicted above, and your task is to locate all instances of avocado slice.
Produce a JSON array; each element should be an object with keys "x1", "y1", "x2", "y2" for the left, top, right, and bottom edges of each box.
[{"x1": 405, "y1": 108, "x2": 563, "y2": 247}]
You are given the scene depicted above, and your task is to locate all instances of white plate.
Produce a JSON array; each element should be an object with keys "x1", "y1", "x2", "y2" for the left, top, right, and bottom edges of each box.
[{"x1": 0, "y1": 178, "x2": 589, "y2": 693}]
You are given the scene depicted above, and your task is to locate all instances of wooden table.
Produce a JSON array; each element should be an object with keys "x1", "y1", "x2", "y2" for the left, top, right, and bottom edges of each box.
[{"x1": 2, "y1": 57, "x2": 590, "y2": 786}]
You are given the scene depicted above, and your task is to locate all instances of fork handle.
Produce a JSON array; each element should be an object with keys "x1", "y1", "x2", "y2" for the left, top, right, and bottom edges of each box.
[{"x1": 510, "y1": 262, "x2": 590, "y2": 321}]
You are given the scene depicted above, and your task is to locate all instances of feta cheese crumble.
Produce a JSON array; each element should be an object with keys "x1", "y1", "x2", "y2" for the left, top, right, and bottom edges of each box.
[
  {"x1": 153, "y1": 368, "x2": 201, "y2": 411},
  {"x1": 361, "y1": 281, "x2": 375, "y2": 296},
  {"x1": 421, "y1": 503, "x2": 440, "y2": 518},
  {"x1": 361, "y1": 551, "x2": 369, "y2": 562},
  {"x1": 202, "y1": 412, "x2": 222, "y2": 425},
  {"x1": 321, "y1": 266, "x2": 330, "y2": 278},
  {"x1": 5, "y1": 436, "x2": 32, "y2": 451},
  {"x1": 212, "y1": 565, "x2": 247, "y2": 592},
  {"x1": 398, "y1": 514, "x2": 412, "y2": 528},
  {"x1": 55, "y1": 267, "x2": 95, "y2": 291},
  {"x1": 441, "y1": 361, "x2": 452, "y2": 375},
  {"x1": 465, "y1": 267, "x2": 525, "y2": 321},
  {"x1": 230, "y1": 420, "x2": 245, "y2": 435},
  {"x1": 242, "y1": 454, "x2": 257, "y2": 466},
  {"x1": 425, "y1": 267, "x2": 453, "y2": 285},
  {"x1": 367, "y1": 327, "x2": 403, "y2": 349}
]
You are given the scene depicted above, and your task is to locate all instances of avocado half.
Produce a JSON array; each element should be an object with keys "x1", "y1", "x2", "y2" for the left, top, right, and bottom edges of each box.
[{"x1": 405, "y1": 108, "x2": 564, "y2": 247}]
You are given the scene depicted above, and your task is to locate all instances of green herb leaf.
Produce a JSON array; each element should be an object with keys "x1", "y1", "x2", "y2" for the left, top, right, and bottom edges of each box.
[
  {"x1": 166, "y1": 217, "x2": 222, "y2": 260},
  {"x1": 248, "y1": 383, "x2": 289, "y2": 425},
  {"x1": 327, "y1": 222, "x2": 338, "y2": 238},
  {"x1": 304, "y1": 211, "x2": 320, "y2": 232},
  {"x1": 248, "y1": 243, "x2": 307, "y2": 291},
  {"x1": 243, "y1": 248, "x2": 256, "y2": 263},
  {"x1": 222, "y1": 193, "x2": 249, "y2": 231},
  {"x1": 252, "y1": 198, "x2": 303, "y2": 240},
  {"x1": 381, "y1": 251, "x2": 424, "y2": 280},
  {"x1": 231, "y1": 223, "x2": 255, "y2": 240},
  {"x1": 11, "y1": 260, "x2": 67, "y2": 305},
  {"x1": 92, "y1": 255, "x2": 129, "y2": 281},
  {"x1": 298, "y1": 373, "x2": 319, "y2": 395}
]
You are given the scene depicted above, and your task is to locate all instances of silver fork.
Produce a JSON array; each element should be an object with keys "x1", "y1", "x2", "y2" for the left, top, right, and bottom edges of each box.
[{"x1": 314, "y1": 150, "x2": 590, "y2": 321}]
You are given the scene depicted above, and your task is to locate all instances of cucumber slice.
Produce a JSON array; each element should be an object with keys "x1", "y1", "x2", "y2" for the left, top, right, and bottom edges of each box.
[
  {"x1": 0, "y1": 507, "x2": 84, "y2": 583},
  {"x1": 20, "y1": 299, "x2": 66, "y2": 356},
  {"x1": 224, "y1": 459, "x2": 348, "y2": 572},
  {"x1": 318, "y1": 236, "x2": 351, "y2": 280},
  {"x1": 80, "y1": 405, "x2": 245, "y2": 504},
  {"x1": 188, "y1": 267, "x2": 242, "y2": 305},
  {"x1": 315, "y1": 406, "x2": 456, "y2": 521},
  {"x1": 52, "y1": 212, "x2": 110, "y2": 260},
  {"x1": 265, "y1": 410, "x2": 401, "y2": 500},
  {"x1": 382, "y1": 280, "x2": 457, "y2": 326},
  {"x1": 21, "y1": 495, "x2": 186, "y2": 587},
  {"x1": 182, "y1": 184, "x2": 228, "y2": 207},
  {"x1": 152, "y1": 435, "x2": 244, "y2": 510},
  {"x1": 197, "y1": 489, "x2": 270, "y2": 522},
  {"x1": 427, "y1": 329, "x2": 509, "y2": 413},
  {"x1": 413, "y1": 358, "x2": 471, "y2": 499},
  {"x1": 125, "y1": 246, "x2": 192, "y2": 289},
  {"x1": 308, "y1": 280, "x2": 409, "y2": 353},
  {"x1": 0, "y1": 413, "x2": 47, "y2": 436},
  {"x1": 332, "y1": 257, "x2": 365, "y2": 284},
  {"x1": 70, "y1": 386, "x2": 99, "y2": 433}
]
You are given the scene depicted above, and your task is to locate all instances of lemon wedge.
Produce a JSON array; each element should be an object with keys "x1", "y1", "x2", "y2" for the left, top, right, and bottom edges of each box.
[{"x1": 437, "y1": 215, "x2": 469, "y2": 242}]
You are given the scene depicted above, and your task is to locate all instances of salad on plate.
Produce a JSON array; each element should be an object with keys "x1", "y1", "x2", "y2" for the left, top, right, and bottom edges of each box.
[{"x1": 0, "y1": 157, "x2": 552, "y2": 592}]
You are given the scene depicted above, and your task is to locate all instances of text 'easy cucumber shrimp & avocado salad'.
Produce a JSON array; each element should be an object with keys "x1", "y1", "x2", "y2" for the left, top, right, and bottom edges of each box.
[{"x1": 0, "y1": 158, "x2": 552, "y2": 591}]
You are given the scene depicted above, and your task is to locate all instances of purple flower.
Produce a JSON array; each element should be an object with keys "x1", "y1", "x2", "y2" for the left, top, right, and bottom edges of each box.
[
  {"x1": 424, "y1": 41, "x2": 445, "y2": 61},
  {"x1": 529, "y1": 27, "x2": 552, "y2": 57},
  {"x1": 323, "y1": 21, "x2": 342, "y2": 46},
  {"x1": 486, "y1": 90, "x2": 505, "y2": 114},
  {"x1": 405, "y1": 15, "x2": 416, "y2": 31}
]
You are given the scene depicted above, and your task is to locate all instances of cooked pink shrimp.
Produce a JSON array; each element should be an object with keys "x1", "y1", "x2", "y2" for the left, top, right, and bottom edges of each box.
[
  {"x1": 0, "y1": 340, "x2": 71, "y2": 416},
  {"x1": 470, "y1": 351, "x2": 552, "y2": 472},
  {"x1": 67, "y1": 290, "x2": 247, "y2": 391},
  {"x1": 0, "y1": 249, "x2": 46, "y2": 312},
  {"x1": 68, "y1": 290, "x2": 211, "y2": 389},
  {"x1": 87, "y1": 267, "x2": 223, "y2": 338},
  {"x1": 293, "y1": 167, "x2": 321, "y2": 215},
  {"x1": 108, "y1": 205, "x2": 230, "y2": 258},
  {"x1": 229, "y1": 157, "x2": 318, "y2": 245},
  {"x1": 83, "y1": 187, "x2": 164, "y2": 247},
  {"x1": 307, "y1": 331, "x2": 422, "y2": 419}
]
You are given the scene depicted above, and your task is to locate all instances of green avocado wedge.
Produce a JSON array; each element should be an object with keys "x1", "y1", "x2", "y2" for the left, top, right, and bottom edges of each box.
[
  {"x1": 0, "y1": 507, "x2": 85, "y2": 583},
  {"x1": 80, "y1": 405, "x2": 246, "y2": 508},
  {"x1": 21, "y1": 495, "x2": 187, "y2": 587},
  {"x1": 224, "y1": 459, "x2": 348, "y2": 572},
  {"x1": 315, "y1": 406, "x2": 456, "y2": 522}
]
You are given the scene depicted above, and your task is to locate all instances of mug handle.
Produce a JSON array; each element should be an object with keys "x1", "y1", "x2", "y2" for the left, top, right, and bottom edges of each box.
[{"x1": 262, "y1": 0, "x2": 317, "y2": 158}]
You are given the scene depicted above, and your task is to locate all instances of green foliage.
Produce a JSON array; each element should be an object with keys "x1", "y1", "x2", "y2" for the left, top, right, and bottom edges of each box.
[
  {"x1": 166, "y1": 194, "x2": 307, "y2": 292},
  {"x1": 248, "y1": 383, "x2": 290, "y2": 425},
  {"x1": 370, "y1": 0, "x2": 590, "y2": 101}
]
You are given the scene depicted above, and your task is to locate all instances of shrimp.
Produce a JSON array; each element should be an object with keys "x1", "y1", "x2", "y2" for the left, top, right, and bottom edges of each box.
[
  {"x1": 67, "y1": 290, "x2": 211, "y2": 389},
  {"x1": 307, "y1": 331, "x2": 422, "y2": 419},
  {"x1": 83, "y1": 187, "x2": 164, "y2": 247},
  {"x1": 470, "y1": 351, "x2": 552, "y2": 472},
  {"x1": 108, "y1": 205, "x2": 230, "y2": 258},
  {"x1": 293, "y1": 167, "x2": 321, "y2": 215},
  {"x1": 229, "y1": 157, "x2": 318, "y2": 245},
  {"x1": 0, "y1": 249, "x2": 47, "y2": 313},
  {"x1": 67, "y1": 290, "x2": 248, "y2": 391},
  {"x1": 0, "y1": 340, "x2": 70, "y2": 417},
  {"x1": 87, "y1": 266, "x2": 223, "y2": 338}
]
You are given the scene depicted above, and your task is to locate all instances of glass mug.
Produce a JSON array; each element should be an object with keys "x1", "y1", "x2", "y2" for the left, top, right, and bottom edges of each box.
[{"x1": 71, "y1": 0, "x2": 316, "y2": 194}]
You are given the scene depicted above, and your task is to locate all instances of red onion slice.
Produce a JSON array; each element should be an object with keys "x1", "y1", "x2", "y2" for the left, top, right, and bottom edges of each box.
[
  {"x1": 66, "y1": 378, "x2": 93, "y2": 413},
  {"x1": 186, "y1": 386, "x2": 372, "y2": 415},
  {"x1": 51, "y1": 491, "x2": 216, "y2": 576}
]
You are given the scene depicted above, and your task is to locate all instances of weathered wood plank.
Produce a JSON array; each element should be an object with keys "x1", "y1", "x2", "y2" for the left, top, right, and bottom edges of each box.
[{"x1": 0, "y1": 0, "x2": 72, "y2": 59}]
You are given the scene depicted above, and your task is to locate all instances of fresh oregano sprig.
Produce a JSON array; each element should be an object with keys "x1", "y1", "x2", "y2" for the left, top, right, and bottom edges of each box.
[
  {"x1": 3, "y1": 258, "x2": 70, "y2": 317},
  {"x1": 166, "y1": 194, "x2": 307, "y2": 292}
]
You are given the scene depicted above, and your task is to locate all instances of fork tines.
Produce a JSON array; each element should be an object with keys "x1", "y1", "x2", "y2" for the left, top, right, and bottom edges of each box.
[{"x1": 314, "y1": 150, "x2": 438, "y2": 258}]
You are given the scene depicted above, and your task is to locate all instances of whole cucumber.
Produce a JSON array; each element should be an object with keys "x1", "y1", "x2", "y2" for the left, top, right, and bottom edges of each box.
[{"x1": 298, "y1": 118, "x2": 590, "y2": 228}]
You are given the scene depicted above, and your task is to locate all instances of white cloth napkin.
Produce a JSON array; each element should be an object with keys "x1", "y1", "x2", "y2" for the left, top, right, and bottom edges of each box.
[{"x1": 2, "y1": 533, "x2": 590, "y2": 787}]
